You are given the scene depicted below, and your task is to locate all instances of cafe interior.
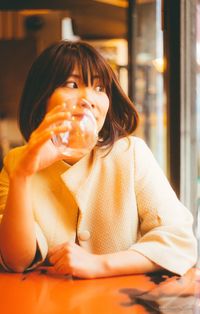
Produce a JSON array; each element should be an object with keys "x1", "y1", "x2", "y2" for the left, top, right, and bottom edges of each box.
[{"x1": 0, "y1": 1, "x2": 200, "y2": 313}]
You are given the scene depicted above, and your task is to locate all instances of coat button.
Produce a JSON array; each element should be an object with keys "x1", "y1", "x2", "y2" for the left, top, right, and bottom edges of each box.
[{"x1": 78, "y1": 230, "x2": 91, "y2": 241}]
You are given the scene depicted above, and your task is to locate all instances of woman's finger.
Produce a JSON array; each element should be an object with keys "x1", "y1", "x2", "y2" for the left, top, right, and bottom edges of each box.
[
  {"x1": 37, "y1": 111, "x2": 71, "y2": 133},
  {"x1": 47, "y1": 103, "x2": 67, "y2": 115},
  {"x1": 35, "y1": 103, "x2": 68, "y2": 130},
  {"x1": 48, "y1": 242, "x2": 68, "y2": 256},
  {"x1": 53, "y1": 255, "x2": 72, "y2": 275},
  {"x1": 49, "y1": 246, "x2": 67, "y2": 265},
  {"x1": 29, "y1": 124, "x2": 70, "y2": 152}
]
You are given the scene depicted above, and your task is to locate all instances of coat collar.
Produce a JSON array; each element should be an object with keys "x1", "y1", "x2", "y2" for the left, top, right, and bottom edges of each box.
[
  {"x1": 57, "y1": 138, "x2": 129, "y2": 213},
  {"x1": 60, "y1": 150, "x2": 98, "y2": 213}
]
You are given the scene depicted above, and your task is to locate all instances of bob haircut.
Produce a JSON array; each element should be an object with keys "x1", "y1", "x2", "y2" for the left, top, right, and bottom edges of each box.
[{"x1": 19, "y1": 40, "x2": 139, "y2": 149}]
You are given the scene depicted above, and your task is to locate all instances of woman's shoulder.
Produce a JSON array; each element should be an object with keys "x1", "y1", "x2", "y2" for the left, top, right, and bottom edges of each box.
[
  {"x1": 113, "y1": 136, "x2": 155, "y2": 170},
  {"x1": 127, "y1": 135, "x2": 156, "y2": 163},
  {"x1": 95, "y1": 136, "x2": 151, "y2": 163},
  {"x1": 131, "y1": 136, "x2": 152, "y2": 153},
  {"x1": 114, "y1": 135, "x2": 149, "y2": 152},
  {"x1": 95, "y1": 136, "x2": 149, "y2": 157}
]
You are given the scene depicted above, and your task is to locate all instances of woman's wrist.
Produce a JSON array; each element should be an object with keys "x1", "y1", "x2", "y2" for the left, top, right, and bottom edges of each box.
[
  {"x1": 9, "y1": 167, "x2": 32, "y2": 182},
  {"x1": 9, "y1": 169, "x2": 32, "y2": 184},
  {"x1": 94, "y1": 250, "x2": 162, "y2": 278},
  {"x1": 93, "y1": 254, "x2": 114, "y2": 278},
  {"x1": 92, "y1": 253, "x2": 124, "y2": 278}
]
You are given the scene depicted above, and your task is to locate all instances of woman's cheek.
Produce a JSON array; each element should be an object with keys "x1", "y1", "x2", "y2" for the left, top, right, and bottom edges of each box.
[
  {"x1": 102, "y1": 97, "x2": 109, "y2": 115},
  {"x1": 95, "y1": 94, "x2": 109, "y2": 131},
  {"x1": 98, "y1": 112, "x2": 108, "y2": 132}
]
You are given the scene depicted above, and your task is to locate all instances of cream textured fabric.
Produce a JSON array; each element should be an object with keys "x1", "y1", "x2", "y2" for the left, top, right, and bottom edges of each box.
[{"x1": 0, "y1": 136, "x2": 197, "y2": 275}]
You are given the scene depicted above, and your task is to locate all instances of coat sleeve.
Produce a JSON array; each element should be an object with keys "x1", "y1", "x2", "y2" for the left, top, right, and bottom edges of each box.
[
  {"x1": 0, "y1": 150, "x2": 48, "y2": 271},
  {"x1": 129, "y1": 137, "x2": 197, "y2": 275}
]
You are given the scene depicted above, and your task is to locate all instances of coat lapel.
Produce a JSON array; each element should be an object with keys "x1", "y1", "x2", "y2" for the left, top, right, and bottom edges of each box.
[{"x1": 60, "y1": 150, "x2": 98, "y2": 214}]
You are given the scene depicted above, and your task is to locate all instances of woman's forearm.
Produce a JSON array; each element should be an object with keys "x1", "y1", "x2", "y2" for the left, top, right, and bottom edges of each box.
[
  {"x1": 99, "y1": 250, "x2": 162, "y2": 277},
  {"x1": 0, "y1": 174, "x2": 36, "y2": 272}
]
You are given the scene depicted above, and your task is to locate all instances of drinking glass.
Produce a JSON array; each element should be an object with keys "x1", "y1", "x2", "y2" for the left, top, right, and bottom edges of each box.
[{"x1": 51, "y1": 98, "x2": 98, "y2": 157}]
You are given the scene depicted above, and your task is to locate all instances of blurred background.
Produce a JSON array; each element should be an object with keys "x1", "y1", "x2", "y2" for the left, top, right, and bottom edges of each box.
[{"x1": 0, "y1": 0, "x2": 199, "y2": 229}]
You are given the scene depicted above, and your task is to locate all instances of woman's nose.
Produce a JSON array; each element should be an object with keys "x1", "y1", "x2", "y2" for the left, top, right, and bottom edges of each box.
[
  {"x1": 79, "y1": 88, "x2": 96, "y2": 109},
  {"x1": 80, "y1": 98, "x2": 94, "y2": 110}
]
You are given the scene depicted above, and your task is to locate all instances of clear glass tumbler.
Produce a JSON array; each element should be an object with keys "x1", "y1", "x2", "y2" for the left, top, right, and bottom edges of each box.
[{"x1": 51, "y1": 98, "x2": 98, "y2": 157}]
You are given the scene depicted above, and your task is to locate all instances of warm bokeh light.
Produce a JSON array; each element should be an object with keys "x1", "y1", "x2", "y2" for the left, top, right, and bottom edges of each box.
[
  {"x1": 94, "y1": 0, "x2": 128, "y2": 7},
  {"x1": 19, "y1": 10, "x2": 53, "y2": 16},
  {"x1": 152, "y1": 57, "x2": 165, "y2": 73}
]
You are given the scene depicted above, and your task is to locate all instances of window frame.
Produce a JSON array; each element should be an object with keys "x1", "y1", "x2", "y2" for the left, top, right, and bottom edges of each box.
[{"x1": 128, "y1": 0, "x2": 198, "y2": 217}]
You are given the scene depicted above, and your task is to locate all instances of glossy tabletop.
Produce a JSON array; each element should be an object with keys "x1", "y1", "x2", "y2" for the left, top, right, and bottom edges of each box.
[{"x1": 0, "y1": 267, "x2": 200, "y2": 314}]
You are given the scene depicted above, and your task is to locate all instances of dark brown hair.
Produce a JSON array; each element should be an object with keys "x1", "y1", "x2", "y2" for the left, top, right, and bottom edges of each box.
[{"x1": 19, "y1": 40, "x2": 139, "y2": 148}]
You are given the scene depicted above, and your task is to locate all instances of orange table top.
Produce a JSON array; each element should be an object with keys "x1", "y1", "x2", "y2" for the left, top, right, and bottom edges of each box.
[{"x1": 0, "y1": 267, "x2": 200, "y2": 314}]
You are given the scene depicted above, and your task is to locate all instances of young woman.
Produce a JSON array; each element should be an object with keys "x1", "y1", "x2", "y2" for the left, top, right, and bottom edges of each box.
[{"x1": 0, "y1": 41, "x2": 197, "y2": 277}]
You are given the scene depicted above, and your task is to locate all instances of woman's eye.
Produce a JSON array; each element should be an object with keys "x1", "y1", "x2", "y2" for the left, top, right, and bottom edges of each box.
[
  {"x1": 95, "y1": 85, "x2": 105, "y2": 92},
  {"x1": 65, "y1": 81, "x2": 78, "y2": 89}
]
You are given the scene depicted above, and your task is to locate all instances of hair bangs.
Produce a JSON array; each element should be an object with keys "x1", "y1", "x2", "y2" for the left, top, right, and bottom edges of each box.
[
  {"x1": 53, "y1": 47, "x2": 79, "y2": 87},
  {"x1": 73, "y1": 45, "x2": 112, "y2": 93}
]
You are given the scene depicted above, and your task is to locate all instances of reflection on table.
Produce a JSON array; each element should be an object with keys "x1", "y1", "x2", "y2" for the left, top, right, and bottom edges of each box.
[{"x1": 0, "y1": 267, "x2": 199, "y2": 314}]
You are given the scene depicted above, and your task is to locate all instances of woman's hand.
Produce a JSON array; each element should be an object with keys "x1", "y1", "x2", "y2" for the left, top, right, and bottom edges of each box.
[
  {"x1": 48, "y1": 242, "x2": 162, "y2": 279},
  {"x1": 48, "y1": 242, "x2": 106, "y2": 279},
  {"x1": 10, "y1": 104, "x2": 71, "y2": 178}
]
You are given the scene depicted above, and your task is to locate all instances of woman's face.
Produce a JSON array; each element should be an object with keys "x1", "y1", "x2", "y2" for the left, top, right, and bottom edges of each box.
[{"x1": 47, "y1": 67, "x2": 110, "y2": 134}]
